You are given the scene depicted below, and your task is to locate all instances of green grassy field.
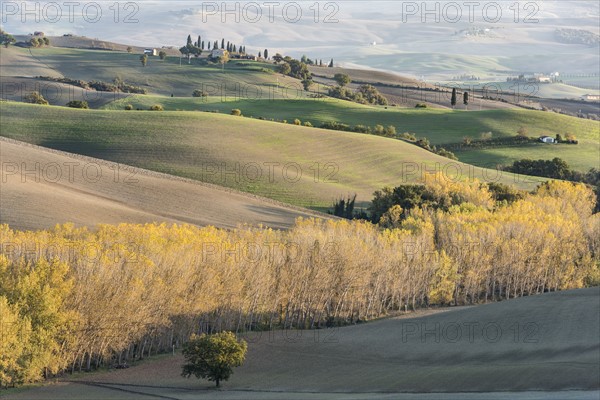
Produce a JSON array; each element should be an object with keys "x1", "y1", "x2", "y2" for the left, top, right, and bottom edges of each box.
[
  {"x1": 0, "y1": 102, "x2": 543, "y2": 210},
  {"x1": 455, "y1": 143, "x2": 600, "y2": 173},
  {"x1": 3, "y1": 45, "x2": 597, "y2": 173},
  {"x1": 102, "y1": 96, "x2": 600, "y2": 172},
  {"x1": 101, "y1": 95, "x2": 598, "y2": 141},
  {"x1": 0, "y1": 46, "x2": 310, "y2": 98}
]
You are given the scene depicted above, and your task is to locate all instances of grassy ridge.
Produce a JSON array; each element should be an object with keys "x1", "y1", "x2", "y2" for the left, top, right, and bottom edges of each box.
[
  {"x1": 102, "y1": 95, "x2": 600, "y2": 142},
  {"x1": 4, "y1": 45, "x2": 597, "y2": 174},
  {"x1": 103, "y1": 95, "x2": 600, "y2": 172},
  {"x1": 0, "y1": 46, "x2": 309, "y2": 98},
  {"x1": 0, "y1": 102, "x2": 542, "y2": 210}
]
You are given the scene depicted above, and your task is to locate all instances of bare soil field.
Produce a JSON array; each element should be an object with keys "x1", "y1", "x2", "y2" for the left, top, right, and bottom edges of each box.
[
  {"x1": 4, "y1": 288, "x2": 598, "y2": 400},
  {"x1": 0, "y1": 138, "x2": 328, "y2": 230}
]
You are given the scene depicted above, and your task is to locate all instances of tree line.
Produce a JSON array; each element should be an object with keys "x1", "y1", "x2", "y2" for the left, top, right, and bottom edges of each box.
[
  {"x1": 502, "y1": 158, "x2": 600, "y2": 211},
  {"x1": 0, "y1": 178, "x2": 598, "y2": 387}
]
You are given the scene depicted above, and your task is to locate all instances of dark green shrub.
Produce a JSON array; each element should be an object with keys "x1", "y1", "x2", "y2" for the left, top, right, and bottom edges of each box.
[{"x1": 66, "y1": 100, "x2": 89, "y2": 109}]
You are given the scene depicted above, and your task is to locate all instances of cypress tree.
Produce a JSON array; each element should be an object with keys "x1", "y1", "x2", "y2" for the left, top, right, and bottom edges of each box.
[{"x1": 451, "y1": 88, "x2": 457, "y2": 108}]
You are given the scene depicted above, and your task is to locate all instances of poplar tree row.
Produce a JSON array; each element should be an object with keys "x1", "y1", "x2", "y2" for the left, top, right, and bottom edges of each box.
[{"x1": 0, "y1": 178, "x2": 597, "y2": 387}]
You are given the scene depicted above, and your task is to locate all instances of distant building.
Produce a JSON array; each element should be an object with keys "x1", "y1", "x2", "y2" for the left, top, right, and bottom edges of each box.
[
  {"x1": 539, "y1": 136, "x2": 556, "y2": 144},
  {"x1": 144, "y1": 48, "x2": 158, "y2": 56},
  {"x1": 210, "y1": 49, "x2": 227, "y2": 59},
  {"x1": 581, "y1": 94, "x2": 600, "y2": 102}
]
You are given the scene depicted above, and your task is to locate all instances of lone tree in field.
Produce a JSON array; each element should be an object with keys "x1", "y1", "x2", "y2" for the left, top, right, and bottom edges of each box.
[
  {"x1": 463, "y1": 91, "x2": 469, "y2": 110},
  {"x1": 334, "y1": 73, "x2": 351, "y2": 87},
  {"x1": 182, "y1": 332, "x2": 247, "y2": 388},
  {"x1": 451, "y1": 88, "x2": 457, "y2": 108}
]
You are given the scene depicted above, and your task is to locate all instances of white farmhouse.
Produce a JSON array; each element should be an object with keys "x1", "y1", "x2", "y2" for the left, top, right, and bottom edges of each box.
[{"x1": 539, "y1": 136, "x2": 556, "y2": 144}]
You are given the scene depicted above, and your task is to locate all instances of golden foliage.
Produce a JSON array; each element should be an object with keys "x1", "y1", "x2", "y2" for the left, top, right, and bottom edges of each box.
[{"x1": 0, "y1": 179, "x2": 597, "y2": 384}]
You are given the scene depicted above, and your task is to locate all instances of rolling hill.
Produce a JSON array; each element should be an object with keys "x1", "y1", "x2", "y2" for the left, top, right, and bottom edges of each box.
[
  {"x1": 5, "y1": 287, "x2": 599, "y2": 399},
  {"x1": 0, "y1": 137, "x2": 327, "y2": 231},
  {"x1": 0, "y1": 102, "x2": 543, "y2": 211},
  {"x1": 0, "y1": 46, "x2": 312, "y2": 98},
  {"x1": 101, "y1": 96, "x2": 600, "y2": 173},
  {"x1": 2, "y1": 45, "x2": 597, "y2": 173}
]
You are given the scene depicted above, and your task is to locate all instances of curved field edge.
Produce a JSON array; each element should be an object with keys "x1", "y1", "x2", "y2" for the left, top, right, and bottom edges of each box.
[
  {"x1": 0, "y1": 102, "x2": 544, "y2": 209},
  {"x1": 101, "y1": 95, "x2": 600, "y2": 143},
  {"x1": 4, "y1": 288, "x2": 599, "y2": 399},
  {"x1": 102, "y1": 96, "x2": 600, "y2": 173},
  {"x1": 0, "y1": 137, "x2": 330, "y2": 231}
]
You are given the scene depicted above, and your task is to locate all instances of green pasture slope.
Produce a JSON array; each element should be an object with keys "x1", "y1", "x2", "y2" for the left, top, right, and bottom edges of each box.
[
  {"x1": 0, "y1": 46, "x2": 312, "y2": 98},
  {"x1": 0, "y1": 102, "x2": 543, "y2": 210},
  {"x1": 3, "y1": 45, "x2": 597, "y2": 173},
  {"x1": 103, "y1": 96, "x2": 600, "y2": 172}
]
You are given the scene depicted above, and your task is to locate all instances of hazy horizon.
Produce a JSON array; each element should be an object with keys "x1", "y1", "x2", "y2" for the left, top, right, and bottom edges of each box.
[{"x1": 2, "y1": 1, "x2": 599, "y2": 79}]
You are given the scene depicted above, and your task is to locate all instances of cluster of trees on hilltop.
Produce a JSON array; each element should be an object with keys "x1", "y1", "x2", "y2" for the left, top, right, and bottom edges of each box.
[
  {"x1": 327, "y1": 73, "x2": 388, "y2": 105},
  {"x1": 29, "y1": 36, "x2": 50, "y2": 47},
  {"x1": 1, "y1": 178, "x2": 598, "y2": 387},
  {"x1": 273, "y1": 54, "x2": 314, "y2": 90},
  {"x1": 178, "y1": 34, "x2": 259, "y2": 61}
]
